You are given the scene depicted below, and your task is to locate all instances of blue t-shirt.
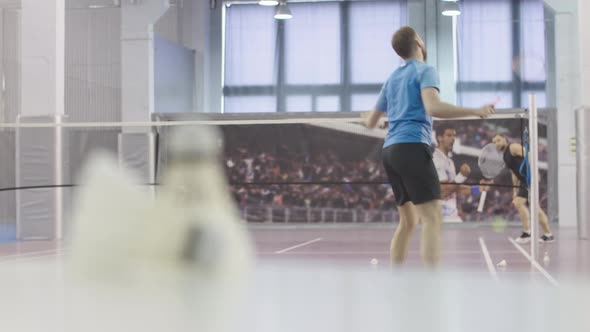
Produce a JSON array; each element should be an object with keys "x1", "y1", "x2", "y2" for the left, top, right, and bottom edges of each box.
[{"x1": 375, "y1": 59, "x2": 440, "y2": 148}]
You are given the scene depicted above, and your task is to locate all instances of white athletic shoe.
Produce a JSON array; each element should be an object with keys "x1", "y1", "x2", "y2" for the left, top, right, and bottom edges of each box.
[
  {"x1": 539, "y1": 234, "x2": 556, "y2": 243},
  {"x1": 515, "y1": 232, "x2": 531, "y2": 244}
]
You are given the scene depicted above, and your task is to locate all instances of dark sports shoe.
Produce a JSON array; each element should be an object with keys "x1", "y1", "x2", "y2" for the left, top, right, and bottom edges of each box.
[
  {"x1": 515, "y1": 232, "x2": 531, "y2": 244},
  {"x1": 539, "y1": 234, "x2": 555, "y2": 243}
]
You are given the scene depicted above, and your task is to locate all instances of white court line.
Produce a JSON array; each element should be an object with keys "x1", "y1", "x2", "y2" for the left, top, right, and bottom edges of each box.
[
  {"x1": 3, "y1": 252, "x2": 67, "y2": 264},
  {"x1": 478, "y1": 237, "x2": 498, "y2": 281},
  {"x1": 0, "y1": 248, "x2": 64, "y2": 261},
  {"x1": 261, "y1": 250, "x2": 511, "y2": 255},
  {"x1": 0, "y1": 251, "x2": 67, "y2": 264},
  {"x1": 509, "y1": 238, "x2": 559, "y2": 287},
  {"x1": 275, "y1": 238, "x2": 323, "y2": 254},
  {"x1": 263, "y1": 251, "x2": 386, "y2": 255}
]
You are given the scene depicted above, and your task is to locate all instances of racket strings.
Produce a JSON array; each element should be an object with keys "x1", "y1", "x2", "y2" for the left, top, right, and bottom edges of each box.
[{"x1": 479, "y1": 144, "x2": 505, "y2": 179}]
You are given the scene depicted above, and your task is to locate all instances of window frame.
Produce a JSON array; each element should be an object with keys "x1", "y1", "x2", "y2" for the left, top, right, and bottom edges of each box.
[
  {"x1": 222, "y1": 1, "x2": 407, "y2": 113},
  {"x1": 456, "y1": 0, "x2": 549, "y2": 108}
]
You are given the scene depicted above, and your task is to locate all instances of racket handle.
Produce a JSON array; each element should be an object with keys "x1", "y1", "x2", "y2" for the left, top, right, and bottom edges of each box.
[{"x1": 477, "y1": 191, "x2": 488, "y2": 213}]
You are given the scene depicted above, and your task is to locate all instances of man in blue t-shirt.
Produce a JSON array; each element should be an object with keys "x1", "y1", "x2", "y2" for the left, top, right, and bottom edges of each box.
[{"x1": 362, "y1": 26, "x2": 495, "y2": 267}]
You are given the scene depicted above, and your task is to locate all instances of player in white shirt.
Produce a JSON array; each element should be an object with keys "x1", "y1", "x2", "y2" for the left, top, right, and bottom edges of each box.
[{"x1": 432, "y1": 125, "x2": 472, "y2": 222}]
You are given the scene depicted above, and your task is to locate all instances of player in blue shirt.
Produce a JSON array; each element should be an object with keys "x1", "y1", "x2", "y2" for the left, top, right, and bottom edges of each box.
[{"x1": 362, "y1": 26, "x2": 495, "y2": 267}]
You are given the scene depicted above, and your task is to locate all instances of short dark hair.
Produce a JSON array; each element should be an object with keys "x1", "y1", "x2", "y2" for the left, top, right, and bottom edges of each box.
[
  {"x1": 493, "y1": 133, "x2": 510, "y2": 144},
  {"x1": 392, "y1": 26, "x2": 418, "y2": 59},
  {"x1": 435, "y1": 124, "x2": 455, "y2": 141}
]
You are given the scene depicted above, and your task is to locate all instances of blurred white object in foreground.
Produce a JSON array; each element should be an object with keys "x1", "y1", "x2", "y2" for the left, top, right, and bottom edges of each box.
[{"x1": 66, "y1": 125, "x2": 253, "y2": 332}]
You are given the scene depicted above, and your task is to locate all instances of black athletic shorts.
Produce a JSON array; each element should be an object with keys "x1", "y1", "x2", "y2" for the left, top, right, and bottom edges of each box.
[
  {"x1": 516, "y1": 183, "x2": 528, "y2": 199},
  {"x1": 382, "y1": 143, "x2": 442, "y2": 206}
]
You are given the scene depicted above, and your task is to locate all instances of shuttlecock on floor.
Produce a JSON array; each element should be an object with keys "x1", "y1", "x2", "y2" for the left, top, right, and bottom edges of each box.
[
  {"x1": 496, "y1": 260, "x2": 507, "y2": 268},
  {"x1": 370, "y1": 258, "x2": 378, "y2": 265}
]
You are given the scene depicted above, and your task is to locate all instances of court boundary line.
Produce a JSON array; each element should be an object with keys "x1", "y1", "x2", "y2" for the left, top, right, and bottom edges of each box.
[
  {"x1": 261, "y1": 251, "x2": 389, "y2": 255},
  {"x1": 0, "y1": 252, "x2": 67, "y2": 264},
  {"x1": 260, "y1": 250, "x2": 520, "y2": 255},
  {"x1": 275, "y1": 238, "x2": 323, "y2": 254},
  {"x1": 0, "y1": 248, "x2": 64, "y2": 261},
  {"x1": 478, "y1": 237, "x2": 498, "y2": 281},
  {"x1": 508, "y1": 238, "x2": 559, "y2": 287}
]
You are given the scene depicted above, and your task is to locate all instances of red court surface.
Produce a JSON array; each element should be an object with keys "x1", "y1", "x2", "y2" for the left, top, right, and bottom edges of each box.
[
  {"x1": 251, "y1": 223, "x2": 589, "y2": 282},
  {"x1": 1, "y1": 223, "x2": 588, "y2": 284},
  {"x1": 1, "y1": 223, "x2": 590, "y2": 332}
]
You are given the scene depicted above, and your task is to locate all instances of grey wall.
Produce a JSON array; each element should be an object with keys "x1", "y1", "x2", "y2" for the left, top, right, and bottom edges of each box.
[
  {"x1": 65, "y1": 7, "x2": 121, "y2": 122},
  {"x1": 1, "y1": 9, "x2": 20, "y2": 123},
  {"x1": 154, "y1": 3, "x2": 181, "y2": 43},
  {"x1": 0, "y1": 9, "x2": 19, "y2": 231},
  {"x1": 154, "y1": 34, "x2": 195, "y2": 113}
]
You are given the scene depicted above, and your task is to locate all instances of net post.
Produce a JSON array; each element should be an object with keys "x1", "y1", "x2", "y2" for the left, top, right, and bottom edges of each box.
[
  {"x1": 576, "y1": 107, "x2": 590, "y2": 239},
  {"x1": 528, "y1": 94, "x2": 540, "y2": 262}
]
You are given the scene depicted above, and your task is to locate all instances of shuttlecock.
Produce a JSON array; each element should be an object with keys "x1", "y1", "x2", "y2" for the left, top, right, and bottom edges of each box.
[
  {"x1": 370, "y1": 258, "x2": 379, "y2": 265},
  {"x1": 543, "y1": 252, "x2": 550, "y2": 265},
  {"x1": 67, "y1": 125, "x2": 255, "y2": 332},
  {"x1": 157, "y1": 125, "x2": 254, "y2": 278},
  {"x1": 496, "y1": 260, "x2": 507, "y2": 268}
]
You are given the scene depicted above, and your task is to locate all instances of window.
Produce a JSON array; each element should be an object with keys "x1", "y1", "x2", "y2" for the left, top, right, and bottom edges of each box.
[
  {"x1": 456, "y1": 0, "x2": 548, "y2": 108},
  {"x1": 349, "y1": 1, "x2": 405, "y2": 84},
  {"x1": 351, "y1": 94, "x2": 381, "y2": 112},
  {"x1": 286, "y1": 95, "x2": 313, "y2": 113},
  {"x1": 224, "y1": 96, "x2": 277, "y2": 113},
  {"x1": 316, "y1": 96, "x2": 340, "y2": 112},
  {"x1": 225, "y1": 5, "x2": 277, "y2": 86},
  {"x1": 285, "y1": 3, "x2": 341, "y2": 85},
  {"x1": 223, "y1": 1, "x2": 407, "y2": 113}
]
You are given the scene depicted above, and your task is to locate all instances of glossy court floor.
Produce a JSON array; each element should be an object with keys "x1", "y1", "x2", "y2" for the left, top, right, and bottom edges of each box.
[{"x1": 1, "y1": 223, "x2": 590, "y2": 332}]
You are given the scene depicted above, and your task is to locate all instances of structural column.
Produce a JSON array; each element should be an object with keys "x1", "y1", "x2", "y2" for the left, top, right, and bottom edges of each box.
[
  {"x1": 16, "y1": 0, "x2": 66, "y2": 240},
  {"x1": 119, "y1": 0, "x2": 169, "y2": 190}
]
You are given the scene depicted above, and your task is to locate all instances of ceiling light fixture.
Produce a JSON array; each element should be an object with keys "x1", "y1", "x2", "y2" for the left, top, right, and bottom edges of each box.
[
  {"x1": 441, "y1": 1, "x2": 461, "y2": 16},
  {"x1": 259, "y1": 0, "x2": 279, "y2": 6},
  {"x1": 274, "y1": 1, "x2": 292, "y2": 20}
]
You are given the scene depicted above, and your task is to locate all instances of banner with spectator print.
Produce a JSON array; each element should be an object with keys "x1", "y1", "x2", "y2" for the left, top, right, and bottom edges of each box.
[{"x1": 219, "y1": 118, "x2": 548, "y2": 223}]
